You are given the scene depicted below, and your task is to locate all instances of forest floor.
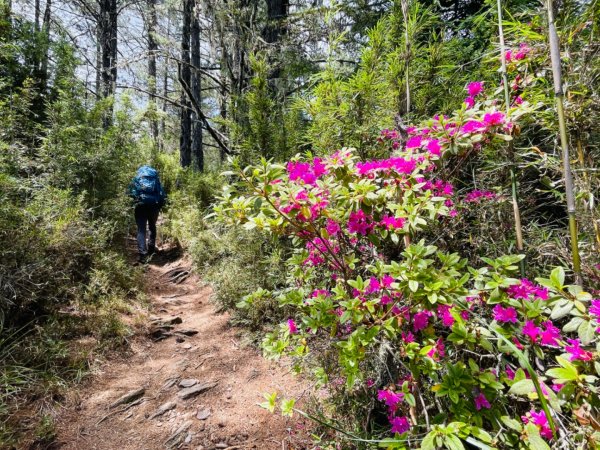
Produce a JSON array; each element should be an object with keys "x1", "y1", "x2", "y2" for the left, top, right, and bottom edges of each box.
[{"x1": 51, "y1": 245, "x2": 312, "y2": 450}]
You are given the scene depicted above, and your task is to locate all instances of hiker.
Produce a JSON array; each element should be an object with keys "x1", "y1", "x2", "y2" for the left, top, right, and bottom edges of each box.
[{"x1": 128, "y1": 165, "x2": 167, "y2": 263}]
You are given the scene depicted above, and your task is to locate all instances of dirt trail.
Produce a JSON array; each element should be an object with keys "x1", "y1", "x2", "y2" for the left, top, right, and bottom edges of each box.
[{"x1": 53, "y1": 249, "x2": 310, "y2": 450}]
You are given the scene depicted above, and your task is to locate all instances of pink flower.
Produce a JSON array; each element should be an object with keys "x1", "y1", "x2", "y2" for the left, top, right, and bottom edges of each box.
[
  {"x1": 464, "y1": 190, "x2": 496, "y2": 203},
  {"x1": 507, "y1": 279, "x2": 549, "y2": 301},
  {"x1": 326, "y1": 219, "x2": 341, "y2": 236},
  {"x1": 413, "y1": 311, "x2": 431, "y2": 332},
  {"x1": 401, "y1": 331, "x2": 415, "y2": 343},
  {"x1": 377, "y1": 390, "x2": 404, "y2": 410},
  {"x1": 464, "y1": 96, "x2": 475, "y2": 109},
  {"x1": 514, "y1": 95, "x2": 523, "y2": 105},
  {"x1": 505, "y1": 366, "x2": 516, "y2": 380},
  {"x1": 461, "y1": 120, "x2": 485, "y2": 133},
  {"x1": 493, "y1": 305, "x2": 518, "y2": 323},
  {"x1": 467, "y1": 81, "x2": 484, "y2": 97},
  {"x1": 522, "y1": 320, "x2": 541, "y2": 342},
  {"x1": 483, "y1": 111, "x2": 505, "y2": 127},
  {"x1": 437, "y1": 304, "x2": 455, "y2": 327},
  {"x1": 474, "y1": 393, "x2": 491, "y2": 410},
  {"x1": 540, "y1": 321, "x2": 561, "y2": 347},
  {"x1": 390, "y1": 416, "x2": 410, "y2": 434},
  {"x1": 366, "y1": 378, "x2": 375, "y2": 388},
  {"x1": 347, "y1": 210, "x2": 374, "y2": 236},
  {"x1": 426, "y1": 337, "x2": 445, "y2": 360},
  {"x1": 405, "y1": 135, "x2": 423, "y2": 149},
  {"x1": 382, "y1": 275, "x2": 394, "y2": 288},
  {"x1": 515, "y1": 43, "x2": 531, "y2": 60},
  {"x1": 381, "y1": 215, "x2": 405, "y2": 231},
  {"x1": 565, "y1": 338, "x2": 593, "y2": 361},
  {"x1": 504, "y1": 50, "x2": 513, "y2": 62},
  {"x1": 366, "y1": 277, "x2": 381, "y2": 294},
  {"x1": 522, "y1": 409, "x2": 553, "y2": 440},
  {"x1": 426, "y1": 139, "x2": 441, "y2": 156},
  {"x1": 287, "y1": 319, "x2": 298, "y2": 334}
]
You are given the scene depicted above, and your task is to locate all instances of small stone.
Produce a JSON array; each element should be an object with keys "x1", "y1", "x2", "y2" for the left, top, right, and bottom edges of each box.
[
  {"x1": 196, "y1": 408, "x2": 211, "y2": 420},
  {"x1": 175, "y1": 329, "x2": 198, "y2": 336},
  {"x1": 182, "y1": 343, "x2": 193, "y2": 350},
  {"x1": 184, "y1": 432, "x2": 193, "y2": 444},
  {"x1": 179, "y1": 379, "x2": 198, "y2": 388},
  {"x1": 176, "y1": 336, "x2": 185, "y2": 343},
  {"x1": 161, "y1": 378, "x2": 178, "y2": 391},
  {"x1": 215, "y1": 443, "x2": 228, "y2": 449}
]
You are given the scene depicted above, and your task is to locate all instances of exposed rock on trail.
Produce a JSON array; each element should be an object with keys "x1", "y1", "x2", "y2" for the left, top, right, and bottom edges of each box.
[{"x1": 53, "y1": 249, "x2": 309, "y2": 449}]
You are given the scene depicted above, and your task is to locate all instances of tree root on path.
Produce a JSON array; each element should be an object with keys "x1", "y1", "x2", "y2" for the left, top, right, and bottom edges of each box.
[{"x1": 96, "y1": 397, "x2": 147, "y2": 426}]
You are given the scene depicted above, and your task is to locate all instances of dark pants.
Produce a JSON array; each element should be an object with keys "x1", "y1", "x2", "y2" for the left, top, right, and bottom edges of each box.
[{"x1": 135, "y1": 205, "x2": 160, "y2": 256}]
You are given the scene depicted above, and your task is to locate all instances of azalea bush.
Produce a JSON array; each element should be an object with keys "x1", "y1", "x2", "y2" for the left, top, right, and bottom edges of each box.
[{"x1": 216, "y1": 99, "x2": 600, "y2": 448}]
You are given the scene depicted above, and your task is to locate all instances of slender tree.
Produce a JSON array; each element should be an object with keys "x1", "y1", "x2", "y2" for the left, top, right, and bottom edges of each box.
[
  {"x1": 180, "y1": 0, "x2": 192, "y2": 167},
  {"x1": 191, "y1": 4, "x2": 203, "y2": 171},
  {"x1": 496, "y1": 0, "x2": 526, "y2": 277},
  {"x1": 546, "y1": 0, "x2": 582, "y2": 285},
  {"x1": 147, "y1": 0, "x2": 159, "y2": 146}
]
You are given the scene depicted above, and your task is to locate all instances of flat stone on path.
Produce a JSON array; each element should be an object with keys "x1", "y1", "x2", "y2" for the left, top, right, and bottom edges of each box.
[
  {"x1": 178, "y1": 381, "x2": 217, "y2": 400},
  {"x1": 178, "y1": 378, "x2": 198, "y2": 388},
  {"x1": 109, "y1": 387, "x2": 145, "y2": 409},
  {"x1": 195, "y1": 408, "x2": 211, "y2": 420}
]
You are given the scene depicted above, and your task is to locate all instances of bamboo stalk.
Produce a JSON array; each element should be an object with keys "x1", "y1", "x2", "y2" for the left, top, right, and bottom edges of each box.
[
  {"x1": 546, "y1": 0, "x2": 582, "y2": 285},
  {"x1": 496, "y1": 0, "x2": 526, "y2": 277}
]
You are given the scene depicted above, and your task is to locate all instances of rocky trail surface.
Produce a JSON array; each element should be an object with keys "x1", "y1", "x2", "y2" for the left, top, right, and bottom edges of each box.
[{"x1": 53, "y1": 248, "x2": 311, "y2": 450}]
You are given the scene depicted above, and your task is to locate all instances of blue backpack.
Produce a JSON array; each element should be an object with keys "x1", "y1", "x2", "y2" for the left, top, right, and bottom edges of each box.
[{"x1": 129, "y1": 166, "x2": 166, "y2": 206}]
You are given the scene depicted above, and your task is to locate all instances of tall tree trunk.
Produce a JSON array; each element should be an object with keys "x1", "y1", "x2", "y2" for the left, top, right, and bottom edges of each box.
[
  {"x1": 161, "y1": 15, "x2": 170, "y2": 139},
  {"x1": 35, "y1": 0, "x2": 40, "y2": 32},
  {"x1": 190, "y1": 6, "x2": 203, "y2": 171},
  {"x1": 39, "y1": 0, "x2": 51, "y2": 91},
  {"x1": 179, "y1": 0, "x2": 192, "y2": 168},
  {"x1": 264, "y1": 0, "x2": 287, "y2": 43},
  {"x1": 99, "y1": 0, "x2": 118, "y2": 128},
  {"x1": 96, "y1": 23, "x2": 102, "y2": 99},
  {"x1": 147, "y1": 0, "x2": 159, "y2": 146}
]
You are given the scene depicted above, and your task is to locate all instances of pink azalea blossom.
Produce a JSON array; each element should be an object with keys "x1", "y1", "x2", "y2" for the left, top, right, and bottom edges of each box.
[
  {"x1": 381, "y1": 215, "x2": 405, "y2": 230},
  {"x1": 437, "y1": 304, "x2": 455, "y2": 327},
  {"x1": 287, "y1": 319, "x2": 298, "y2": 334},
  {"x1": 467, "y1": 81, "x2": 484, "y2": 97},
  {"x1": 326, "y1": 219, "x2": 341, "y2": 236},
  {"x1": 514, "y1": 95, "x2": 523, "y2": 105},
  {"x1": 507, "y1": 279, "x2": 549, "y2": 301},
  {"x1": 377, "y1": 389, "x2": 404, "y2": 410},
  {"x1": 461, "y1": 120, "x2": 485, "y2": 133},
  {"x1": 464, "y1": 96, "x2": 475, "y2": 109},
  {"x1": 405, "y1": 135, "x2": 423, "y2": 149},
  {"x1": 522, "y1": 320, "x2": 541, "y2": 342},
  {"x1": 382, "y1": 275, "x2": 394, "y2": 288},
  {"x1": 366, "y1": 277, "x2": 381, "y2": 294},
  {"x1": 493, "y1": 305, "x2": 519, "y2": 323},
  {"x1": 504, "y1": 50, "x2": 513, "y2": 62},
  {"x1": 483, "y1": 111, "x2": 505, "y2": 127},
  {"x1": 540, "y1": 321, "x2": 561, "y2": 347},
  {"x1": 522, "y1": 409, "x2": 553, "y2": 440},
  {"x1": 413, "y1": 311, "x2": 431, "y2": 332},
  {"x1": 347, "y1": 210, "x2": 374, "y2": 236},
  {"x1": 426, "y1": 139, "x2": 442, "y2": 156},
  {"x1": 401, "y1": 331, "x2": 415, "y2": 343},
  {"x1": 390, "y1": 416, "x2": 410, "y2": 434},
  {"x1": 464, "y1": 190, "x2": 497, "y2": 203},
  {"x1": 426, "y1": 337, "x2": 445, "y2": 360},
  {"x1": 565, "y1": 338, "x2": 593, "y2": 361},
  {"x1": 474, "y1": 393, "x2": 491, "y2": 410},
  {"x1": 355, "y1": 157, "x2": 417, "y2": 176}
]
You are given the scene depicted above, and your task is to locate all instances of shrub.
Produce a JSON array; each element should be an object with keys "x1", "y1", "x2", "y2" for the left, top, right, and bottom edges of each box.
[{"x1": 216, "y1": 101, "x2": 600, "y2": 448}]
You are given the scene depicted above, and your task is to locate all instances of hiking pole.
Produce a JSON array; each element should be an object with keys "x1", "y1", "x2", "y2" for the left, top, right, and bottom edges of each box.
[
  {"x1": 546, "y1": 0, "x2": 582, "y2": 286},
  {"x1": 496, "y1": 0, "x2": 526, "y2": 277}
]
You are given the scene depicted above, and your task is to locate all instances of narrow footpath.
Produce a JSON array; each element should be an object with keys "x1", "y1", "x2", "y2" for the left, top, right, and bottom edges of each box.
[{"x1": 53, "y1": 249, "x2": 310, "y2": 450}]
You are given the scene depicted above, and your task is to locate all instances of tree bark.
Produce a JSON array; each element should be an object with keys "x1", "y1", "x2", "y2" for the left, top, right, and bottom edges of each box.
[
  {"x1": 39, "y1": 0, "x2": 51, "y2": 91},
  {"x1": 190, "y1": 4, "x2": 203, "y2": 171},
  {"x1": 147, "y1": 0, "x2": 159, "y2": 145},
  {"x1": 179, "y1": 0, "x2": 192, "y2": 168},
  {"x1": 264, "y1": 0, "x2": 287, "y2": 43},
  {"x1": 99, "y1": 0, "x2": 118, "y2": 128}
]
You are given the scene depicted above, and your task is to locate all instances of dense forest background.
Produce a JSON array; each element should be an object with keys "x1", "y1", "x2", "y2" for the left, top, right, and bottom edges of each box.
[{"x1": 1, "y1": 0, "x2": 599, "y2": 446}]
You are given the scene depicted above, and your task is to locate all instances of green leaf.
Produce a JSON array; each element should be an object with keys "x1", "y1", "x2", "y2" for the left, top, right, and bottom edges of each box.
[
  {"x1": 420, "y1": 432, "x2": 437, "y2": 450},
  {"x1": 259, "y1": 392, "x2": 277, "y2": 413},
  {"x1": 525, "y1": 423, "x2": 551, "y2": 450},
  {"x1": 280, "y1": 398, "x2": 295, "y2": 417},
  {"x1": 444, "y1": 434, "x2": 465, "y2": 450},
  {"x1": 578, "y1": 320, "x2": 595, "y2": 345},
  {"x1": 409, "y1": 280, "x2": 419, "y2": 292},
  {"x1": 470, "y1": 427, "x2": 492, "y2": 443},
  {"x1": 509, "y1": 379, "x2": 536, "y2": 396},
  {"x1": 550, "y1": 299, "x2": 572, "y2": 320},
  {"x1": 549, "y1": 267, "x2": 565, "y2": 289},
  {"x1": 500, "y1": 415, "x2": 523, "y2": 432}
]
